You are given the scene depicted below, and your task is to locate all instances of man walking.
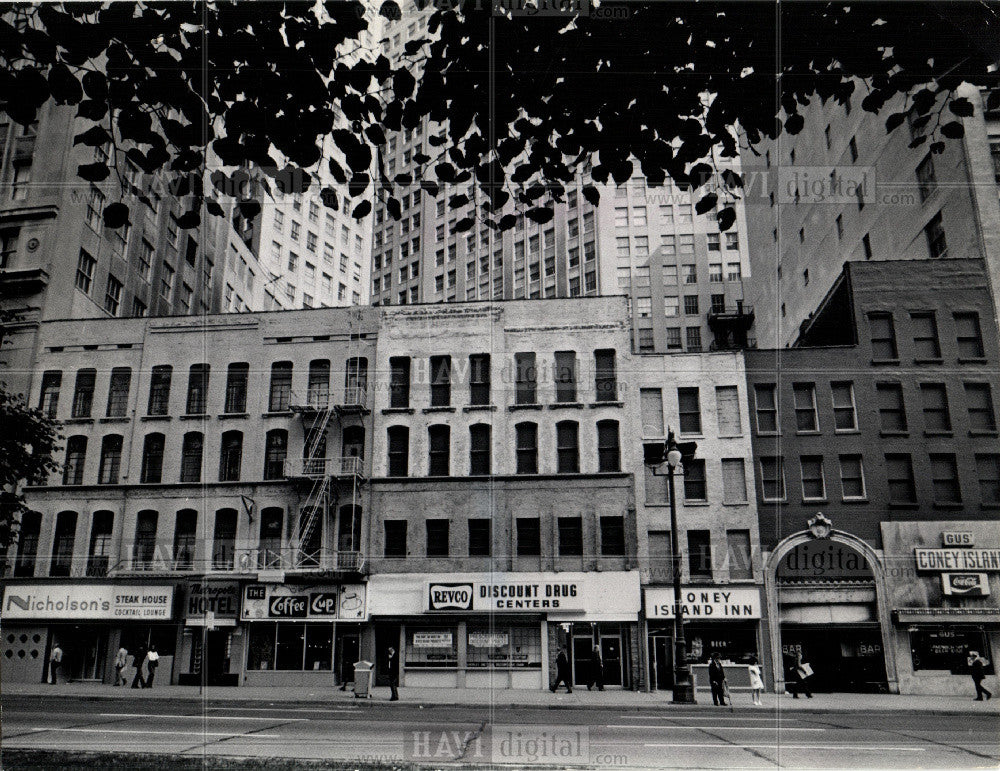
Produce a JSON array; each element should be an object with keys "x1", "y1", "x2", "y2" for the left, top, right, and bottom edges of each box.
[
  {"x1": 970, "y1": 651, "x2": 993, "y2": 701},
  {"x1": 386, "y1": 646, "x2": 399, "y2": 701},
  {"x1": 708, "y1": 652, "x2": 727, "y2": 706},
  {"x1": 144, "y1": 645, "x2": 159, "y2": 689},
  {"x1": 550, "y1": 646, "x2": 572, "y2": 693},
  {"x1": 48, "y1": 643, "x2": 63, "y2": 684},
  {"x1": 114, "y1": 645, "x2": 128, "y2": 686},
  {"x1": 587, "y1": 645, "x2": 604, "y2": 691},
  {"x1": 131, "y1": 646, "x2": 146, "y2": 688}
]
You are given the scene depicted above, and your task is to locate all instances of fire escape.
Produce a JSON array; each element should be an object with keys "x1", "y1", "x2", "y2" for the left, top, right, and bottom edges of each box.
[{"x1": 708, "y1": 296, "x2": 756, "y2": 351}]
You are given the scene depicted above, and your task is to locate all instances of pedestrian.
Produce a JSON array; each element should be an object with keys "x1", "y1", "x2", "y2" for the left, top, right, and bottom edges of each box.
[
  {"x1": 969, "y1": 651, "x2": 993, "y2": 701},
  {"x1": 747, "y1": 654, "x2": 764, "y2": 706},
  {"x1": 587, "y1": 645, "x2": 604, "y2": 691},
  {"x1": 708, "y1": 651, "x2": 727, "y2": 706},
  {"x1": 144, "y1": 645, "x2": 159, "y2": 689},
  {"x1": 550, "y1": 646, "x2": 572, "y2": 693},
  {"x1": 114, "y1": 646, "x2": 128, "y2": 686},
  {"x1": 131, "y1": 646, "x2": 146, "y2": 689},
  {"x1": 49, "y1": 643, "x2": 63, "y2": 685},
  {"x1": 790, "y1": 651, "x2": 813, "y2": 699},
  {"x1": 386, "y1": 646, "x2": 399, "y2": 701}
]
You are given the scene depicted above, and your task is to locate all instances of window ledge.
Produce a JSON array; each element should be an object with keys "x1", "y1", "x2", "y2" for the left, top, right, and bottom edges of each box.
[
  {"x1": 970, "y1": 430, "x2": 999, "y2": 438},
  {"x1": 871, "y1": 359, "x2": 900, "y2": 366},
  {"x1": 179, "y1": 413, "x2": 209, "y2": 421},
  {"x1": 682, "y1": 500, "x2": 710, "y2": 507},
  {"x1": 879, "y1": 430, "x2": 909, "y2": 437},
  {"x1": 64, "y1": 418, "x2": 94, "y2": 425},
  {"x1": 888, "y1": 502, "x2": 920, "y2": 509},
  {"x1": 508, "y1": 403, "x2": 544, "y2": 411},
  {"x1": 802, "y1": 498, "x2": 829, "y2": 505},
  {"x1": 717, "y1": 434, "x2": 745, "y2": 440},
  {"x1": 382, "y1": 407, "x2": 415, "y2": 415},
  {"x1": 547, "y1": 402, "x2": 585, "y2": 410},
  {"x1": 99, "y1": 416, "x2": 130, "y2": 424},
  {"x1": 795, "y1": 430, "x2": 821, "y2": 436},
  {"x1": 834, "y1": 429, "x2": 861, "y2": 435},
  {"x1": 762, "y1": 499, "x2": 787, "y2": 504},
  {"x1": 218, "y1": 412, "x2": 249, "y2": 420},
  {"x1": 721, "y1": 500, "x2": 749, "y2": 507},
  {"x1": 422, "y1": 406, "x2": 456, "y2": 414},
  {"x1": 262, "y1": 411, "x2": 294, "y2": 418},
  {"x1": 463, "y1": 404, "x2": 498, "y2": 413},
  {"x1": 756, "y1": 431, "x2": 781, "y2": 438},
  {"x1": 958, "y1": 357, "x2": 988, "y2": 365},
  {"x1": 932, "y1": 502, "x2": 964, "y2": 509},
  {"x1": 140, "y1": 415, "x2": 172, "y2": 422},
  {"x1": 589, "y1": 401, "x2": 624, "y2": 408},
  {"x1": 841, "y1": 498, "x2": 870, "y2": 505},
  {"x1": 923, "y1": 430, "x2": 953, "y2": 438}
]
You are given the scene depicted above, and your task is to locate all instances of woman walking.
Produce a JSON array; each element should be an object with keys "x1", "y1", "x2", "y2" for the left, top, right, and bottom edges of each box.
[{"x1": 748, "y1": 655, "x2": 764, "y2": 706}]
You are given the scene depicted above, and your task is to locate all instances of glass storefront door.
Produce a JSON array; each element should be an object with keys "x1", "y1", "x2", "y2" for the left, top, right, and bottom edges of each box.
[
  {"x1": 648, "y1": 634, "x2": 673, "y2": 690},
  {"x1": 781, "y1": 625, "x2": 887, "y2": 692}
]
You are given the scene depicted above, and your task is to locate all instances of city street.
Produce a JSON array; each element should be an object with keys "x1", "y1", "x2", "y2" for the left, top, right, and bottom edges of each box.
[{"x1": 3, "y1": 695, "x2": 999, "y2": 769}]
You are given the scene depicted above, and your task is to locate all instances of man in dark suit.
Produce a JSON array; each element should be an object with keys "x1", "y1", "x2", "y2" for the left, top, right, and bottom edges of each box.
[
  {"x1": 970, "y1": 651, "x2": 993, "y2": 701},
  {"x1": 587, "y1": 645, "x2": 604, "y2": 691},
  {"x1": 386, "y1": 646, "x2": 399, "y2": 701},
  {"x1": 550, "y1": 647, "x2": 572, "y2": 693},
  {"x1": 708, "y1": 652, "x2": 727, "y2": 706}
]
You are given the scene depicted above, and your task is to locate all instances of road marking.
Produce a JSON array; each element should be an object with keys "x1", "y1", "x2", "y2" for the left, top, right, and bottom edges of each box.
[
  {"x1": 28, "y1": 727, "x2": 251, "y2": 737},
  {"x1": 205, "y1": 707, "x2": 359, "y2": 714},
  {"x1": 98, "y1": 712, "x2": 309, "y2": 722},
  {"x1": 619, "y1": 715, "x2": 808, "y2": 722},
  {"x1": 645, "y1": 743, "x2": 925, "y2": 751},
  {"x1": 611, "y1": 725, "x2": 825, "y2": 732}
]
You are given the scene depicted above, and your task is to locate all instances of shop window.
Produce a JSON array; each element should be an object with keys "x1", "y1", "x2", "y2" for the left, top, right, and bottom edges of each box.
[
  {"x1": 515, "y1": 422, "x2": 538, "y2": 474},
  {"x1": 558, "y1": 517, "x2": 583, "y2": 556},
  {"x1": 678, "y1": 387, "x2": 701, "y2": 434},
  {"x1": 389, "y1": 356, "x2": 411, "y2": 408},
  {"x1": 516, "y1": 517, "x2": 541, "y2": 556},
  {"x1": 469, "y1": 423, "x2": 491, "y2": 475},
  {"x1": 426, "y1": 519, "x2": 449, "y2": 557},
  {"x1": 556, "y1": 421, "x2": 579, "y2": 473},
  {"x1": 466, "y1": 625, "x2": 542, "y2": 669},
  {"x1": 50, "y1": 511, "x2": 77, "y2": 577},
  {"x1": 180, "y1": 432, "x2": 203, "y2": 483},
  {"x1": 264, "y1": 430, "x2": 288, "y2": 480},
  {"x1": 212, "y1": 508, "x2": 237, "y2": 570},
  {"x1": 147, "y1": 365, "x2": 172, "y2": 415},
  {"x1": 224, "y1": 363, "x2": 249, "y2": 414},
  {"x1": 173, "y1": 509, "x2": 197, "y2": 570},
  {"x1": 307, "y1": 360, "x2": 330, "y2": 408},
  {"x1": 469, "y1": 353, "x2": 490, "y2": 405},
  {"x1": 687, "y1": 530, "x2": 712, "y2": 579},
  {"x1": 384, "y1": 520, "x2": 407, "y2": 557},
  {"x1": 468, "y1": 519, "x2": 491, "y2": 556},
  {"x1": 600, "y1": 516, "x2": 626, "y2": 556},
  {"x1": 387, "y1": 426, "x2": 409, "y2": 476},
  {"x1": 726, "y1": 530, "x2": 753, "y2": 580},
  {"x1": 406, "y1": 628, "x2": 458, "y2": 668},
  {"x1": 106, "y1": 367, "x2": 131, "y2": 417},
  {"x1": 14, "y1": 511, "x2": 41, "y2": 577},
  {"x1": 554, "y1": 351, "x2": 577, "y2": 403},
  {"x1": 71, "y1": 368, "x2": 97, "y2": 418},
  {"x1": 98, "y1": 434, "x2": 123, "y2": 484},
  {"x1": 133, "y1": 510, "x2": 158, "y2": 570},
  {"x1": 515, "y1": 352, "x2": 537, "y2": 405},
  {"x1": 910, "y1": 628, "x2": 994, "y2": 674},
  {"x1": 269, "y1": 362, "x2": 293, "y2": 412},
  {"x1": 594, "y1": 349, "x2": 617, "y2": 402},
  {"x1": 185, "y1": 363, "x2": 210, "y2": 415},
  {"x1": 430, "y1": 355, "x2": 451, "y2": 407}
]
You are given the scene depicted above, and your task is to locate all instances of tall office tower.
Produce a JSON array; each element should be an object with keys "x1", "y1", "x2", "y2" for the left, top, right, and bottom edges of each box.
[
  {"x1": 743, "y1": 82, "x2": 1000, "y2": 349},
  {"x1": 369, "y1": 10, "x2": 753, "y2": 356}
]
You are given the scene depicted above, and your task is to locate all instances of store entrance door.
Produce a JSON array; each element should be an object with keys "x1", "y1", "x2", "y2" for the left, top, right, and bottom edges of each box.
[
  {"x1": 374, "y1": 623, "x2": 400, "y2": 686},
  {"x1": 781, "y1": 626, "x2": 887, "y2": 693},
  {"x1": 571, "y1": 634, "x2": 594, "y2": 686},
  {"x1": 648, "y1": 635, "x2": 673, "y2": 690},
  {"x1": 75, "y1": 626, "x2": 107, "y2": 681},
  {"x1": 205, "y1": 630, "x2": 232, "y2": 685},
  {"x1": 600, "y1": 635, "x2": 624, "y2": 687},
  {"x1": 336, "y1": 628, "x2": 361, "y2": 686}
]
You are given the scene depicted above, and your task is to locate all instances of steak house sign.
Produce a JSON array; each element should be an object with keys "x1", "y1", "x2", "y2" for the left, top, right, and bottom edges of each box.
[{"x1": 427, "y1": 580, "x2": 584, "y2": 612}]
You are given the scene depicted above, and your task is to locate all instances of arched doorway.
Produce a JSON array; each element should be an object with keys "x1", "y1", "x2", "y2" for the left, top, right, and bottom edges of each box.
[{"x1": 765, "y1": 515, "x2": 898, "y2": 694}]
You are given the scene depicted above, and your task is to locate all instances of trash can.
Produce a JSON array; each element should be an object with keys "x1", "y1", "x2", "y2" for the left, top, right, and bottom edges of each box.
[{"x1": 353, "y1": 660, "x2": 374, "y2": 699}]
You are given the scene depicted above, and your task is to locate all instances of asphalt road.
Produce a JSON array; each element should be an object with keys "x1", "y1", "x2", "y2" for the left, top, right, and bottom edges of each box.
[{"x1": 2, "y1": 695, "x2": 998, "y2": 769}]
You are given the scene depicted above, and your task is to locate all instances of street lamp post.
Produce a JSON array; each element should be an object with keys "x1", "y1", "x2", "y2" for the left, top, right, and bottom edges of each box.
[{"x1": 645, "y1": 430, "x2": 696, "y2": 704}]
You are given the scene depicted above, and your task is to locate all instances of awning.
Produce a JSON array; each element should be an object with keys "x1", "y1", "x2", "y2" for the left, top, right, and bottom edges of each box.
[{"x1": 893, "y1": 607, "x2": 1000, "y2": 624}]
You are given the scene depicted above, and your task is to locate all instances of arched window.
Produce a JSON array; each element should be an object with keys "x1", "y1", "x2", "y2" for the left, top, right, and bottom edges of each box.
[
  {"x1": 345, "y1": 357, "x2": 368, "y2": 405},
  {"x1": 514, "y1": 422, "x2": 538, "y2": 474},
  {"x1": 268, "y1": 361, "x2": 293, "y2": 412},
  {"x1": 173, "y1": 509, "x2": 197, "y2": 570},
  {"x1": 307, "y1": 359, "x2": 330, "y2": 408},
  {"x1": 469, "y1": 424, "x2": 491, "y2": 475},
  {"x1": 185, "y1": 363, "x2": 210, "y2": 415},
  {"x1": 219, "y1": 431, "x2": 243, "y2": 481},
  {"x1": 387, "y1": 425, "x2": 409, "y2": 477},
  {"x1": 428, "y1": 424, "x2": 450, "y2": 476},
  {"x1": 264, "y1": 429, "x2": 288, "y2": 480},
  {"x1": 63, "y1": 435, "x2": 87, "y2": 485},
  {"x1": 71, "y1": 368, "x2": 97, "y2": 418},
  {"x1": 87, "y1": 510, "x2": 114, "y2": 576},
  {"x1": 140, "y1": 433, "x2": 165, "y2": 483},
  {"x1": 133, "y1": 510, "x2": 158, "y2": 570},
  {"x1": 180, "y1": 432, "x2": 204, "y2": 482},
  {"x1": 147, "y1": 365, "x2": 172, "y2": 415},
  {"x1": 597, "y1": 419, "x2": 621, "y2": 472},
  {"x1": 259, "y1": 507, "x2": 284, "y2": 568},
  {"x1": 556, "y1": 420, "x2": 580, "y2": 473},
  {"x1": 342, "y1": 425, "x2": 365, "y2": 466},
  {"x1": 337, "y1": 504, "x2": 362, "y2": 552},
  {"x1": 98, "y1": 434, "x2": 123, "y2": 484},
  {"x1": 49, "y1": 511, "x2": 77, "y2": 576},
  {"x1": 224, "y1": 362, "x2": 249, "y2": 414},
  {"x1": 212, "y1": 508, "x2": 237, "y2": 570}
]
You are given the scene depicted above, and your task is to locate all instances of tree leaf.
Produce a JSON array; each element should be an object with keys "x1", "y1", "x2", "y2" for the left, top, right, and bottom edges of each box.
[
  {"x1": 525, "y1": 206, "x2": 554, "y2": 224},
  {"x1": 102, "y1": 202, "x2": 130, "y2": 228},
  {"x1": 582, "y1": 185, "x2": 601, "y2": 206},
  {"x1": 940, "y1": 121, "x2": 964, "y2": 139},
  {"x1": 77, "y1": 162, "x2": 110, "y2": 182}
]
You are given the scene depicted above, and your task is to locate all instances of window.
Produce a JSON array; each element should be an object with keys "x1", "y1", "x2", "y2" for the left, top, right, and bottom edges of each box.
[
  {"x1": 160, "y1": 262, "x2": 175, "y2": 301},
  {"x1": 75, "y1": 250, "x2": 96, "y2": 294},
  {"x1": 975, "y1": 454, "x2": 1000, "y2": 506},
  {"x1": 430, "y1": 355, "x2": 451, "y2": 407},
  {"x1": 665, "y1": 327, "x2": 682, "y2": 350},
  {"x1": 71, "y1": 369, "x2": 96, "y2": 418},
  {"x1": 594, "y1": 349, "x2": 617, "y2": 402},
  {"x1": 831, "y1": 382, "x2": 857, "y2": 431},
  {"x1": 640, "y1": 388, "x2": 665, "y2": 436},
  {"x1": 760, "y1": 457, "x2": 785, "y2": 501},
  {"x1": 682, "y1": 263, "x2": 697, "y2": 283},
  {"x1": 966, "y1": 383, "x2": 997, "y2": 432},
  {"x1": 910, "y1": 312, "x2": 941, "y2": 360},
  {"x1": 930, "y1": 453, "x2": 961, "y2": 504},
  {"x1": 469, "y1": 353, "x2": 490, "y2": 405},
  {"x1": 130, "y1": 510, "x2": 158, "y2": 571},
  {"x1": 715, "y1": 385, "x2": 742, "y2": 435},
  {"x1": 11, "y1": 160, "x2": 31, "y2": 201},
  {"x1": 178, "y1": 432, "x2": 203, "y2": 483},
  {"x1": 557, "y1": 517, "x2": 583, "y2": 556},
  {"x1": 792, "y1": 383, "x2": 818, "y2": 432},
  {"x1": 140, "y1": 433, "x2": 165, "y2": 483},
  {"x1": 515, "y1": 422, "x2": 538, "y2": 474},
  {"x1": 212, "y1": 509, "x2": 237, "y2": 570},
  {"x1": 725, "y1": 233, "x2": 739, "y2": 251},
  {"x1": 0, "y1": 228, "x2": 18, "y2": 269},
  {"x1": 384, "y1": 520, "x2": 407, "y2": 557},
  {"x1": 224, "y1": 363, "x2": 249, "y2": 414},
  {"x1": 106, "y1": 367, "x2": 131, "y2": 417},
  {"x1": 87, "y1": 510, "x2": 114, "y2": 576},
  {"x1": 954, "y1": 312, "x2": 985, "y2": 358},
  {"x1": 147, "y1": 365, "x2": 171, "y2": 415},
  {"x1": 185, "y1": 363, "x2": 209, "y2": 415},
  {"x1": 727, "y1": 262, "x2": 742, "y2": 281},
  {"x1": 46, "y1": 510, "x2": 77, "y2": 577},
  {"x1": 920, "y1": 383, "x2": 952, "y2": 432},
  {"x1": 306, "y1": 359, "x2": 330, "y2": 408},
  {"x1": 721, "y1": 458, "x2": 748, "y2": 504},
  {"x1": 14, "y1": 511, "x2": 41, "y2": 577},
  {"x1": 686, "y1": 327, "x2": 702, "y2": 352},
  {"x1": 709, "y1": 263, "x2": 723, "y2": 283},
  {"x1": 597, "y1": 420, "x2": 621, "y2": 472},
  {"x1": 137, "y1": 239, "x2": 153, "y2": 280},
  {"x1": 104, "y1": 275, "x2": 123, "y2": 316},
  {"x1": 132, "y1": 298, "x2": 147, "y2": 317},
  {"x1": 800, "y1": 456, "x2": 826, "y2": 500},
  {"x1": 636, "y1": 297, "x2": 652, "y2": 318},
  {"x1": 219, "y1": 430, "x2": 243, "y2": 481},
  {"x1": 37, "y1": 370, "x2": 62, "y2": 419},
  {"x1": 516, "y1": 518, "x2": 541, "y2": 556},
  {"x1": 877, "y1": 382, "x2": 907, "y2": 432},
  {"x1": 515, "y1": 353, "x2": 537, "y2": 404},
  {"x1": 678, "y1": 387, "x2": 701, "y2": 434},
  {"x1": 925, "y1": 211, "x2": 947, "y2": 258},
  {"x1": 728, "y1": 528, "x2": 754, "y2": 581},
  {"x1": 688, "y1": 530, "x2": 712, "y2": 579},
  {"x1": 868, "y1": 312, "x2": 898, "y2": 360},
  {"x1": 707, "y1": 233, "x2": 721, "y2": 252},
  {"x1": 916, "y1": 154, "x2": 936, "y2": 201},
  {"x1": 426, "y1": 519, "x2": 449, "y2": 557},
  {"x1": 468, "y1": 519, "x2": 491, "y2": 556},
  {"x1": 600, "y1": 516, "x2": 626, "y2": 556},
  {"x1": 389, "y1": 357, "x2": 411, "y2": 408},
  {"x1": 554, "y1": 351, "x2": 577, "y2": 403},
  {"x1": 268, "y1": 362, "x2": 293, "y2": 412},
  {"x1": 97, "y1": 435, "x2": 122, "y2": 485},
  {"x1": 683, "y1": 459, "x2": 707, "y2": 501},
  {"x1": 839, "y1": 455, "x2": 866, "y2": 500},
  {"x1": 886, "y1": 453, "x2": 917, "y2": 504},
  {"x1": 387, "y1": 426, "x2": 409, "y2": 477},
  {"x1": 556, "y1": 420, "x2": 579, "y2": 473},
  {"x1": 170, "y1": 509, "x2": 197, "y2": 570},
  {"x1": 683, "y1": 295, "x2": 699, "y2": 315},
  {"x1": 469, "y1": 423, "x2": 491, "y2": 475},
  {"x1": 264, "y1": 429, "x2": 288, "y2": 480}
]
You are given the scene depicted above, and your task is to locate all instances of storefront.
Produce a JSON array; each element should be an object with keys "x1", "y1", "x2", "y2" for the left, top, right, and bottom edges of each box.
[
  {"x1": 368, "y1": 572, "x2": 641, "y2": 690},
  {"x1": 882, "y1": 521, "x2": 1000, "y2": 695},
  {"x1": 644, "y1": 586, "x2": 764, "y2": 691},
  {"x1": 177, "y1": 580, "x2": 242, "y2": 686},
  {"x1": 239, "y1": 582, "x2": 367, "y2": 686},
  {"x1": 1, "y1": 582, "x2": 175, "y2": 684}
]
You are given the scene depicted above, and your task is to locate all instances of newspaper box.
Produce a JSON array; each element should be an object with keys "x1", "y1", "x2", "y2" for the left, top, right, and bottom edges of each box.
[{"x1": 353, "y1": 660, "x2": 373, "y2": 699}]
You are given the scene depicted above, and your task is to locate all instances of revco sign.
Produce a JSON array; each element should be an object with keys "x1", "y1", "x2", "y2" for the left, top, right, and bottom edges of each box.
[
  {"x1": 269, "y1": 595, "x2": 308, "y2": 617},
  {"x1": 428, "y1": 583, "x2": 473, "y2": 611}
]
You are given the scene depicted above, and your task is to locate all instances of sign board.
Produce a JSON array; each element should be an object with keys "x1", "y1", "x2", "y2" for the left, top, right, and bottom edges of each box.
[
  {"x1": 413, "y1": 632, "x2": 453, "y2": 647},
  {"x1": 644, "y1": 587, "x2": 761, "y2": 620},
  {"x1": 240, "y1": 584, "x2": 367, "y2": 621},
  {"x1": 427, "y1": 579, "x2": 584, "y2": 612},
  {"x1": 2, "y1": 584, "x2": 174, "y2": 621},
  {"x1": 942, "y1": 532, "x2": 975, "y2": 547},
  {"x1": 914, "y1": 549, "x2": 1000, "y2": 572},
  {"x1": 185, "y1": 582, "x2": 239, "y2": 626},
  {"x1": 468, "y1": 632, "x2": 509, "y2": 648},
  {"x1": 941, "y1": 573, "x2": 990, "y2": 597}
]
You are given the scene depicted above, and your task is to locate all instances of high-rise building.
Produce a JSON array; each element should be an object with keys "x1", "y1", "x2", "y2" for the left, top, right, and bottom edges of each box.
[{"x1": 743, "y1": 82, "x2": 1000, "y2": 348}]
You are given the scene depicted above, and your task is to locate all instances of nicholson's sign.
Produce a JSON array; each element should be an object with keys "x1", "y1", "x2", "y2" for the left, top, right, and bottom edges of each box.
[
  {"x1": 914, "y1": 548, "x2": 1000, "y2": 572},
  {"x1": 1, "y1": 584, "x2": 173, "y2": 620}
]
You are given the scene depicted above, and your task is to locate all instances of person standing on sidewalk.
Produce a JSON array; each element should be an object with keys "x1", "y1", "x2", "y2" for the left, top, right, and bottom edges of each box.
[
  {"x1": 48, "y1": 643, "x2": 63, "y2": 684},
  {"x1": 708, "y1": 652, "x2": 727, "y2": 706},
  {"x1": 386, "y1": 646, "x2": 399, "y2": 701},
  {"x1": 790, "y1": 651, "x2": 813, "y2": 699},
  {"x1": 144, "y1": 645, "x2": 159, "y2": 689},
  {"x1": 587, "y1": 646, "x2": 604, "y2": 691},
  {"x1": 131, "y1": 646, "x2": 146, "y2": 688},
  {"x1": 550, "y1": 647, "x2": 572, "y2": 693},
  {"x1": 747, "y1": 655, "x2": 764, "y2": 706},
  {"x1": 969, "y1": 651, "x2": 993, "y2": 701},
  {"x1": 114, "y1": 646, "x2": 128, "y2": 686}
]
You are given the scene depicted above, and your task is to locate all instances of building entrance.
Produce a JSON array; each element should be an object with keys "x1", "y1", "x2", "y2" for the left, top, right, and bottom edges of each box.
[{"x1": 781, "y1": 625, "x2": 887, "y2": 693}]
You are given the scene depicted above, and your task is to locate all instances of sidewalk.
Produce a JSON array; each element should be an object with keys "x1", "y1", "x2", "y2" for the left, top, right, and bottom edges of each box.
[{"x1": 5, "y1": 681, "x2": 999, "y2": 715}]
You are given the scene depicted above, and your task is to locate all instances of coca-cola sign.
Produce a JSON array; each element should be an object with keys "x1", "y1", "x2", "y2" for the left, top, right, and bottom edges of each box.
[
  {"x1": 269, "y1": 595, "x2": 308, "y2": 617},
  {"x1": 941, "y1": 573, "x2": 989, "y2": 597}
]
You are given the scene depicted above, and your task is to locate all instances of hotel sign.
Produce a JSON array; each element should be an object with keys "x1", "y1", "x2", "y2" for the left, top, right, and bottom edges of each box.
[
  {"x1": 644, "y1": 587, "x2": 761, "y2": 620},
  {"x1": 914, "y1": 549, "x2": 1000, "y2": 572},
  {"x1": 1, "y1": 584, "x2": 174, "y2": 620}
]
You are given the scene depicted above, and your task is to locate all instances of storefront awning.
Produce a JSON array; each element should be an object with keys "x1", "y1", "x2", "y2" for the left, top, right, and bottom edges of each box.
[{"x1": 893, "y1": 607, "x2": 1000, "y2": 624}]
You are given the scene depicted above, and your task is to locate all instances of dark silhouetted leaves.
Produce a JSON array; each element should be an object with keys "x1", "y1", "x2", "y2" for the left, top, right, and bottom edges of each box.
[
  {"x1": 238, "y1": 198, "x2": 262, "y2": 220},
  {"x1": 47, "y1": 63, "x2": 82, "y2": 104},
  {"x1": 454, "y1": 216, "x2": 475, "y2": 232},
  {"x1": 77, "y1": 162, "x2": 110, "y2": 182},
  {"x1": 695, "y1": 193, "x2": 718, "y2": 215},
  {"x1": 102, "y1": 202, "x2": 129, "y2": 228},
  {"x1": 940, "y1": 121, "x2": 964, "y2": 139},
  {"x1": 205, "y1": 200, "x2": 225, "y2": 217},
  {"x1": 73, "y1": 125, "x2": 112, "y2": 147},
  {"x1": 351, "y1": 199, "x2": 372, "y2": 219},
  {"x1": 784, "y1": 113, "x2": 805, "y2": 135},
  {"x1": 717, "y1": 206, "x2": 737, "y2": 231},
  {"x1": 885, "y1": 112, "x2": 907, "y2": 133},
  {"x1": 386, "y1": 196, "x2": 401, "y2": 220},
  {"x1": 582, "y1": 186, "x2": 600, "y2": 206},
  {"x1": 948, "y1": 97, "x2": 975, "y2": 118},
  {"x1": 525, "y1": 207, "x2": 554, "y2": 224},
  {"x1": 379, "y1": 0, "x2": 401, "y2": 19},
  {"x1": 320, "y1": 187, "x2": 339, "y2": 210}
]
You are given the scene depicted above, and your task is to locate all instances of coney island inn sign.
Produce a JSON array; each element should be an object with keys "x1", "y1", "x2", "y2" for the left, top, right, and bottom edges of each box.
[{"x1": 914, "y1": 532, "x2": 996, "y2": 598}]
